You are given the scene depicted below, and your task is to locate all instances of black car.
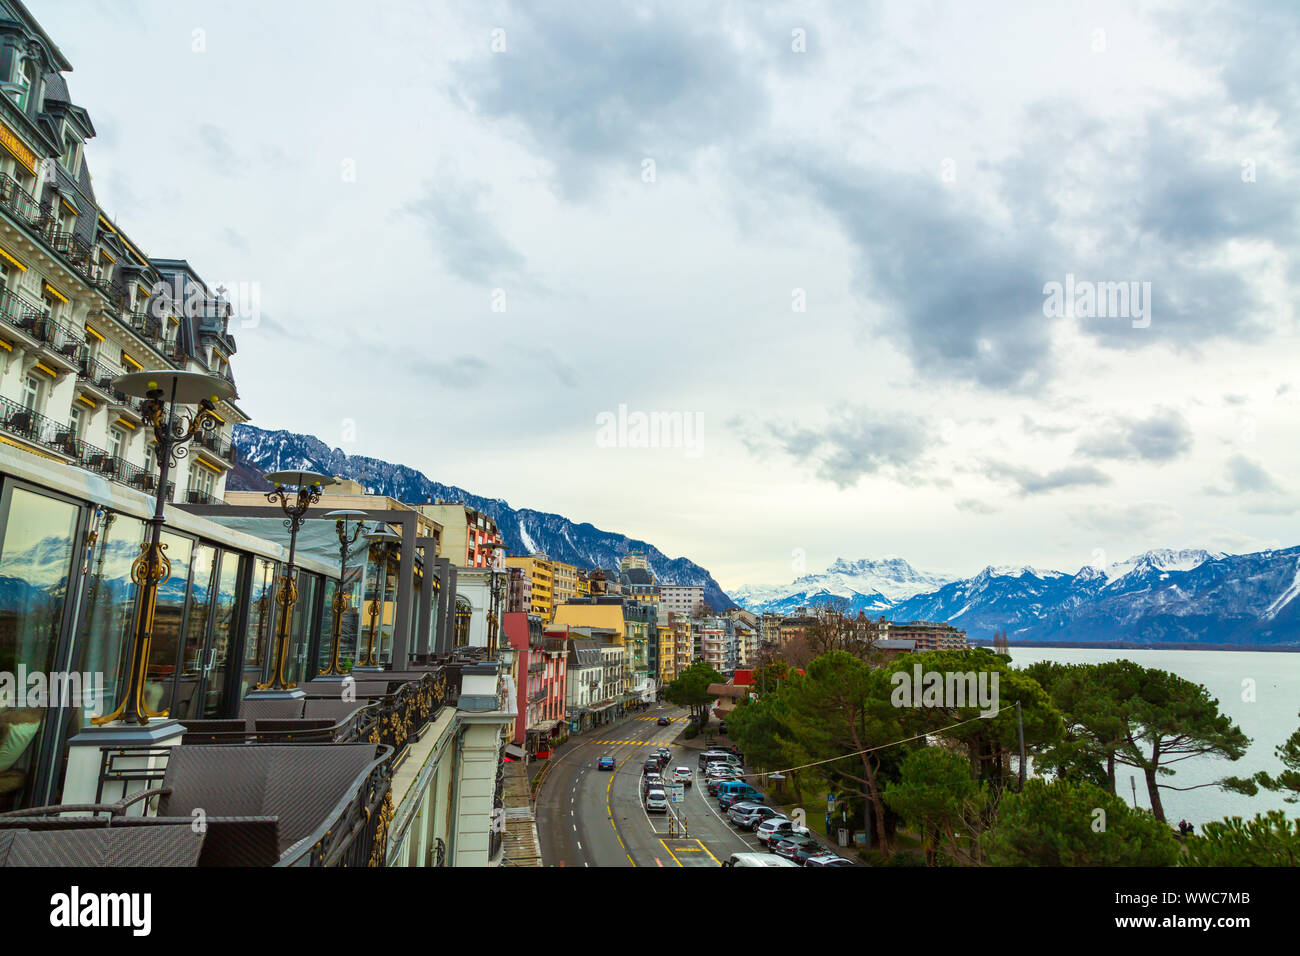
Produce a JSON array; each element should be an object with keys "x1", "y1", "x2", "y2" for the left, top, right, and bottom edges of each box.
[
  {"x1": 643, "y1": 758, "x2": 660, "y2": 774},
  {"x1": 657, "y1": 716, "x2": 670, "y2": 726}
]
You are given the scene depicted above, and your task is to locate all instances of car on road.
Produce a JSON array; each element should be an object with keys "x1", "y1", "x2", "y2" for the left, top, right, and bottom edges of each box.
[
  {"x1": 597, "y1": 755, "x2": 616, "y2": 771},
  {"x1": 643, "y1": 758, "x2": 660, "y2": 774},
  {"x1": 730, "y1": 804, "x2": 784, "y2": 829},
  {"x1": 672, "y1": 767, "x2": 693, "y2": 787},
  {"x1": 654, "y1": 747, "x2": 672, "y2": 765},
  {"x1": 726, "y1": 801, "x2": 764, "y2": 824},
  {"x1": 756, "y1": 818, "x2": 810, "y2": 847},
  {"x1": 771, "y1": 833, "x2": 821, "y2": 862},
  {"x1": 804, "y1": 854, "x2": 856, "y2": 867},
  {"x1": 657, "y1": 716, "x2": 671, "y2": 726},
  {"x1": 645, "y1": 789, "x2": 669, "y2": 813},
  {"x1": 642, "y1": 772, "x2": 663, "y2": 795}
]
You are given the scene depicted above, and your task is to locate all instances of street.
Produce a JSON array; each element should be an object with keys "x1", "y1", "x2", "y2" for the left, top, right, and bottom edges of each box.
[{"x1": 536, "y1": 706, "x2": 775, "y2": 867}]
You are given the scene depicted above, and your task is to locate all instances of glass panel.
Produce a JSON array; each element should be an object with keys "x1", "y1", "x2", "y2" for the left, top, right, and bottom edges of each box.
[
  {"x1": 203, "y1": 551, "x2": 243, "y2": 717},
  {"x1": 173, "y1": 544, "x2": 217, "y2": 721},
  {"x1": 283, "y1": 572, "x2": 319, "y2": 686},
  {"x1": 0, "y1": 487, "x2": 79, "y2": 811},
  {"x1": 316, "y1": 577, "x2": 338, "y2": 674},
  {"x1": 241, "y1": 557, "x2": 278, "y2": 699},
  {"x1": 145, "y1": 531, "x2": 193, "y2": 716},
  {"x1": 73, "y1": 512, "x2": 145, "y2": 729},
  {"x1": 339, "y1": 563, "x2": 362, "y2": 668}
]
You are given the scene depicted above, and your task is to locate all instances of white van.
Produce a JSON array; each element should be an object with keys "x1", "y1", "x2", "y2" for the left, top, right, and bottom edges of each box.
[{"x1": 723, "y1": 852, "x2": 800, "y2": 867}]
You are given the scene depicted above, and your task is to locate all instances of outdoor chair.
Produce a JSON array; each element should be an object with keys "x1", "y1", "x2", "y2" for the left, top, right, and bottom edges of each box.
[
  {"x1": 238, "y1": 697, "x2": 305, "y2": 721},
  {"x1": 0, "y1": 822, "x2": 204, "y2": 867}
]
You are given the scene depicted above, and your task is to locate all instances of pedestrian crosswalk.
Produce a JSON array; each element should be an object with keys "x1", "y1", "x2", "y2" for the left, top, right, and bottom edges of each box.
[
  {"x1": 633, "y1": 716, "x2": 684, "y2": 721},
  {"x1": 594, "y1": 740, "x2": 656, "y2": 745}
]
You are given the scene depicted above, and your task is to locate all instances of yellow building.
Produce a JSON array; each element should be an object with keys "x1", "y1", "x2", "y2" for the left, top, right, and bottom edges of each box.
[
  {"x1": 551, "y1": 560, "x2": 579, "y2": 611},
  {"x1": 576, "y1": 572, "x2": 591, "y2": 600},
  {"x1": 505, "y1": 553, "x2": 554, "y2": 619},
  {"x1": 657, "y1": 624, "x2": 676, "y2": 682}
]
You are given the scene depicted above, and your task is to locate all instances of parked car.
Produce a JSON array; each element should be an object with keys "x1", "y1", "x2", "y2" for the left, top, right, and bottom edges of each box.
[
  {"x1": 597, "y1": 755, "x2": 616, "y2": 771},
  {"x1": 672, "y1": 767, "x2": 693, "y2": 787},
  {"x1": 771, "y1": 833, "x2": 821, "y2": 862},
  {"x1": 804, "y1": 854, "x2": 856, "y2": 867},
  {"x1": 642, "y1": 773, "x2": 663, "y2": 795},
  {"x1": 756, "y1": 818, "x2": 810, "y2": 847},
  {"x1": 706, "y1": 771, "x2": 743, "y2": 795},
  {"x1": 657, "y1": 716, "x2": 670, "y2": 726},
  {"x1": 731, "y1": 804, "x2": 784, "y2": 830},
  {"x1": 645, "y1": 789, "x2": 669, "y2": 813},
  {"x1": 717, "y1": 783, "x2": 764, "y2": 810},
  {"x1": 698, "y1": 750, "x2": 739, "y2": 771},
  {"x1": 722, "y1": 852, "x2": 800, "y2": 867},
  {"x1": 726, "y1": 801, "x2": 765, "y2": 825}
]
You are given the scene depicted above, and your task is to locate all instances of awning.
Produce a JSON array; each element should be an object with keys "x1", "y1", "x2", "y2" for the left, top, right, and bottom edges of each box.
[{"x1": 504, "y1": 744, "x2": 526, "y2": 760}]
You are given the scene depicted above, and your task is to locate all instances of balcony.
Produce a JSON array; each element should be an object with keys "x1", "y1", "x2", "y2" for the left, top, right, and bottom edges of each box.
[
  {"x1": 75, "y1": 348, "x2": 118, "y2": 397},
  {"x1": 0, "y1": 173, "x2": 40, "y2": 225},
  {"x1": 0, "y1": 290, "x2": 84, "y2": 370},
  {"x1": 185, "y1": 488, "x2": 219, "y2": 506},
  {"x1": 192, "y1": 428, "x2": 232, "y2": 462},
  {"x1": 0, "y1": 395, "x2": 75, "y2": 459}
]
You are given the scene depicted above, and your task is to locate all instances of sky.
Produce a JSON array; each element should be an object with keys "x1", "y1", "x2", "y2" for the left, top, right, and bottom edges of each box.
[{"x1": 36, "y1": 0, "x2": 1300, "y2": 593}]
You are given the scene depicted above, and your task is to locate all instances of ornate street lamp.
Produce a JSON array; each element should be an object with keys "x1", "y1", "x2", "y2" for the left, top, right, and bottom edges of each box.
[
  {"x1": 93, "y1": 370, "x2": 236, "y2": 727},
  {"x1": 252, "y1": 469, "x2": 338, "y2": 694},
  {"x1": 319, "y1": 509, "x2": 368, "y2": 678},
  {"x1": 486, "y1": 544, "x2": 507, "y2": 658},
  {"x1": 357, "y1": 527, "x2": 400, "y2": 670}
]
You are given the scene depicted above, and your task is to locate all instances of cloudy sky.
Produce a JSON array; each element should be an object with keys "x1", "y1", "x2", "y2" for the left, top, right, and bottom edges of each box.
[{"x1": 40, "y1": 0, "x2": 1300, "y2": 591}]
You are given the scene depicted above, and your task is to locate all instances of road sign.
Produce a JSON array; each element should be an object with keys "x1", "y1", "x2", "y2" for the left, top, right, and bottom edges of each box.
[
  {"x1": 670, "y1": 784, "x2": 685, "y2": 803},
  {"x1": 827, "y1": 793, "x2": 835, "y2": 813}
]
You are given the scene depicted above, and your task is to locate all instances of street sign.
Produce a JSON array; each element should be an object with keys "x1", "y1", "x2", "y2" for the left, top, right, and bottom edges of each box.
[
  {"x1": 827, "y1": 793, "x2": 835, "y2": 813},
  {"x1": 670, "y1": 784, "x2": 685, "y2": 803}
]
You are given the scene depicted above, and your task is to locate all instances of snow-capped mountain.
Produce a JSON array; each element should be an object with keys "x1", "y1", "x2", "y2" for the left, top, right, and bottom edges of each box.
[
  {"x1": 888, "y1": 548, "x2": 1300, "y2": 646},
  {"x1": 739, "y1": 548, "x2": 1300, "y2": 646},
  {"x1": 732, "y1": 557, "x2": 953, "y2": 615},
  {"x1": 229, "y1": 424, "x2": 737, "y2": 611}
]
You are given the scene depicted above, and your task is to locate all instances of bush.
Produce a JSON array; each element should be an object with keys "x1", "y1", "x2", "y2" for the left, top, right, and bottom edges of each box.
[{"x1": 683, "y1": 724, "x2": 699, "y2": 740}]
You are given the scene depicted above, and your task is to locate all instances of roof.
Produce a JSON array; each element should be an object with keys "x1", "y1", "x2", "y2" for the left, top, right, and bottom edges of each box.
[
  {"x1": 552, "y1": 603, "x2": 626, "y2": 640},
  {"x1": 876, "y1": 639, "x2": 916, "y2": 650},
  {"x1": 707, "y1": 684, "x2": 748, "y2": 698},
  {"x1": 732, "y1": 669, "x2": 754, "y2": 686}
]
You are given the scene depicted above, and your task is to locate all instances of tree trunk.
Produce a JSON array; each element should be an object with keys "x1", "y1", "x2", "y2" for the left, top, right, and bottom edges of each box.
[
  {"x1": 1143, "y1": 764, "x2": 1165, "y2": 822},
  {"x1": 1106, "y1": 753, "x2": 1116, "y2": 794}
]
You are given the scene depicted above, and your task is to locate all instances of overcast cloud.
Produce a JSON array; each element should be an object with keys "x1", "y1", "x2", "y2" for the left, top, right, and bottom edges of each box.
[{"x1": 37, "y1": 0, "x2": 1300, "y2": 590}]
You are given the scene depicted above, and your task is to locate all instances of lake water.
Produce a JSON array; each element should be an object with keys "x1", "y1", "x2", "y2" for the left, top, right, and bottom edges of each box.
[{"x1": 1008, "y1": 646, "x2": 1299, "y2": 826}]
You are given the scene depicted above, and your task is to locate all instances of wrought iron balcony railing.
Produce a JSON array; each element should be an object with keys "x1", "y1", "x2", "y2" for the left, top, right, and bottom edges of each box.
[
  {"x1": 185, "y1": 488, "x2": 219, "y2": 506},
  {"x1": 0, "y1": 394, "x2": 74, "y2": 458},
  {"x1": 0, "y1": 172, "x2": 40, "y2": 224},
  {"x1": 193, "y1": 428, "x2": 232, "y2": 461},
  {"x1": 76, "y1": 348, "x2": 119, "y2": 393}
]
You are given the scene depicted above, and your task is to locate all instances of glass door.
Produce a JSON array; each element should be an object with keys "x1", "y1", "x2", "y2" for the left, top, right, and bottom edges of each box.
[
  {"x1": 174, "y1": 544, "x2": 216, "y2": 720},
  {"x1": 202, "y1": 551, "x2": 243, "y2": 717}
]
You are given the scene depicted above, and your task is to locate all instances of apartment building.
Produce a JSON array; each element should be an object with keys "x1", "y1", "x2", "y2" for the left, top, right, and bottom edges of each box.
[
  {"x1": 551, "y1": 558, "x2": 579, "y2": 608},
  {"x1": 0, "y1": 25, "x2": 246, "y2": 506},
  {"x1": 416, "y1": 501, "x2": 502, "y2": 568},
  {"x1": 887, "y1": 620, "x2": 968, "y2": 651},
  {"x1": 660, "y1": 583, "x2": 704, "y2": 619},
  {"x1": 620, "y1": 550, "x2": 649, "y2": 573},
  {"x1": 505, "y1": 552, "x2": 553, "y2": 620}
]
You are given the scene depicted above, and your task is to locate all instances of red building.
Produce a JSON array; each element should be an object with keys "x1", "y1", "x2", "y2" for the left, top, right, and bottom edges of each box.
[{"x1": 505, "y1": 612, "x2": 569, "y2": 758}]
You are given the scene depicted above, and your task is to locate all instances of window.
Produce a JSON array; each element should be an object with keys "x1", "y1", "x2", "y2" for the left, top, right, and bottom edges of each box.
[
  {"x1": 21, "y1": 374, "x2": 42, "y2": 411},
  {"x1": 144, "y1": 442, "x2": 156, "y2": 477},
  {"x1": 10, "y1": 56, "x2": 36, "y2": 112},
  {"x1": 67, "y1": 404, "x2": 83, "y2": 441},
  {"x1": 83, "y1": 330, "x2": 99, "y2": 362},
  {"x1": 61, "y1": 134, "x2": 79, "y2": 174},
  {"x1": 107, "y1": 426, "x2": 126, "y2": 461}
]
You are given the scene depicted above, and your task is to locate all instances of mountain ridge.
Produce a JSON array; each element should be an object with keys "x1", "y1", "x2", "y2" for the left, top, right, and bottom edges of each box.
[{"x1": 229, "y1": 423, "x2": 738, "y2": 611}]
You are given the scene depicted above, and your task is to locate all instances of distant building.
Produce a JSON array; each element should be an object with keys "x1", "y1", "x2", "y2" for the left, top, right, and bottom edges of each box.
[
  {"x1": 620, "y1": 551, "x2": 649, "y2": 573},
  {"x1": 551, "y1": 559, "x2": 579, "y2": 610},
  {"x1": 416, "y1": 501, "x2": 502, "y2": 568},
  {"x1": 505, "y1": 553, "x2": 554, "y2": 620},
  {"x1": 661, "y1": 584, "x2": 705, "y2": 619},
  {"x1": 887, "y1": 621, "x2": 968, "y2": 651}
]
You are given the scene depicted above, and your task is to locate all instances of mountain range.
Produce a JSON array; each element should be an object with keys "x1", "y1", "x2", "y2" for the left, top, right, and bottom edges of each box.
[
  {"x1": 737, "y1": 548, "x2": 1300, "y2": 647},
  {"x1": 228, "y1": 424, "x2": 738, "y2": 611}
]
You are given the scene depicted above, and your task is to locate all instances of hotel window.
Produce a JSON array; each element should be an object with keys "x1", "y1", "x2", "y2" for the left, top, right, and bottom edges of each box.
[
  {"x1": 107, "y1": 425, "x2": 126, "y2": 461},
  {"x1": 67, "y1": 404, "x2": 83, "y2": 442},
  {"x1": 188, "y1": 465, "x2": 215, "y2": 500},
  {"x1": 144, "y1": 441, "x2": 156, "y2": 477},
  {"x1": 10, "y1": 55, "x2": 36, "y2": 112},
  {"x1": 41, "y1": 287, "x2": 64, "y2": 321},
  {"x1": 83, "y1": 329, "x2": 99, "y2": 362},
  {"x1": 21, "y1": 374, "x2": 42, "y2": 411}
]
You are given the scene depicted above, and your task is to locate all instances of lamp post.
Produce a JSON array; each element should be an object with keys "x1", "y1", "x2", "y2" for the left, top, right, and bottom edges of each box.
[
  {"x1": 487, "y1": 544, "x2": 507, "y2": 658},
  {"x1": 251, "y1": 470, "x2": 338, "y2": 695},
  {"x1": 357, "y1": 527, "x2": 400, "y2": 670},
  {"x1": 92, "y1": 370, "x2": 235, "y2": 727},
  {"x1": 320, "y1": 509, "x2": 368, "y2": 678}
]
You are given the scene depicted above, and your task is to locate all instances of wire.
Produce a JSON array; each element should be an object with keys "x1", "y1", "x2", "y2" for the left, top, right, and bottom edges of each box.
[{"x1": 731, "y1": 705, "x2": 1006, "y2": 780}]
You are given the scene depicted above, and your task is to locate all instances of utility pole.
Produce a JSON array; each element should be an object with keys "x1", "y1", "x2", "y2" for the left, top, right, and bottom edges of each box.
[{"x1": 1016, "y1": 700, "x2": 1027, "y2": 791}]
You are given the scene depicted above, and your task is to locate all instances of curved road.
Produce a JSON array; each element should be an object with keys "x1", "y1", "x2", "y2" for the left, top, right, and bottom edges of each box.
[{"x1": 536, "y1": 705, "x2": 775, "y2": 867}]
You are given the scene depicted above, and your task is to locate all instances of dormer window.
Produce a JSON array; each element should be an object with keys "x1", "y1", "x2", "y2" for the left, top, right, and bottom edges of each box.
[
  {"x1": 61, "y1": 133, "x2": 80, "y2": 175},
  {"x1": 9, "y1": 56, "x2": 36, "y2": 112}
]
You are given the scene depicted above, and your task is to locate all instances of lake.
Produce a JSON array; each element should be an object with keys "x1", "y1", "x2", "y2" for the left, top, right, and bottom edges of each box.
[{"x1": 1008, "y1": 646, "x2": 1299, "y2": 826}]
